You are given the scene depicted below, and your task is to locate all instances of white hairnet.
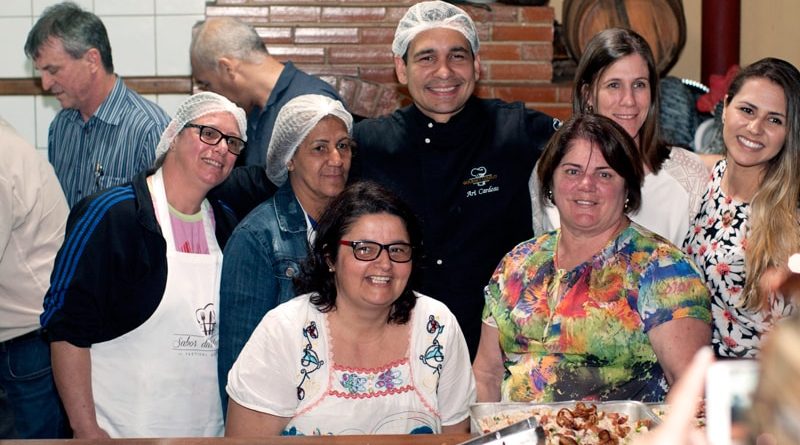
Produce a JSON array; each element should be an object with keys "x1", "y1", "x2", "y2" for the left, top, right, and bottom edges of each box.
[
  {"x1": 266, "y1": 95, "x2": 352, "y2": 186},
  {"x1": 392, "y1": 0, "x2": 479, "y2": 58},
  {"x1": 155, "y1": 91, "x2": 247, "y2": 159}
]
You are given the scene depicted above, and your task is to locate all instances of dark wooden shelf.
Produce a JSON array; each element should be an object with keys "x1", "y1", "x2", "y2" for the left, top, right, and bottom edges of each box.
[{"x1": 0, "y1": 76, "x2": 193, "y2": 96}]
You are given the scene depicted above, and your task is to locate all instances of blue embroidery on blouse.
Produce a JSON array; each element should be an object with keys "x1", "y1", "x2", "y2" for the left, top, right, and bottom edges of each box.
[
  {"x1": 419, "y1": 315, "x2": 444, "y2": 379},
  {"x1": 340, "y1": 372, "x2": 368, "y2": 394},
  {"x1": 281, "y1": 426, "x2": 301, "y2": 436},
  {"x1": 410, "y1": 425, "x2": 435, "y2": 434},
  {"x1": 282, "y1": 426, "x2": 328, "y2": 436},
  {"x1": 297, "y1": 321, "x2": 324, "y2": 400}
]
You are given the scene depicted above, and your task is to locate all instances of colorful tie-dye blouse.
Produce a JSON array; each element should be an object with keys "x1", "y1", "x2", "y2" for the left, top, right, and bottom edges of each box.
[{"x1": 483, "y1": 223, "x2": 711, "y2": 403}]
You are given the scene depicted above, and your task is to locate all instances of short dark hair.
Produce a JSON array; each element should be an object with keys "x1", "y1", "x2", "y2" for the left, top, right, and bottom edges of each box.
[
  {"x1": 295, "y1": 181, "x2": 422, "y2": 324},
  {"x1": 573, "y1": 28, "x2": 668, "y2": 173},
  {"x1": 536, "y1": 113, "x2": 644, "y2": 214},
  {"x1": 24, "y1": 1, "x2": 114, "y2": 73}
]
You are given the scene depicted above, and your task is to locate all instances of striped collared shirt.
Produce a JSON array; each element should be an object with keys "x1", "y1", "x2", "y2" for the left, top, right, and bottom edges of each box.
[{"x1": 48, "y1": 76, "x2": 170, "y2": 207}]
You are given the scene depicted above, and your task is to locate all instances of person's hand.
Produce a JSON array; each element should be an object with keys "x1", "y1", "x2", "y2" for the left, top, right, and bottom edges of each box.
[
  {"x1": 633, "y1": 347, "x2": 714, "y2": 445},
  {"x1": 758, "y1": 254, "x2": 800, "y2": 303},
  {"x1": 758, "y1": 266, "x2": 792, "y2": 296},
  {"x1": 72, "y1": 423, "x2": 110, "y2": 439}
]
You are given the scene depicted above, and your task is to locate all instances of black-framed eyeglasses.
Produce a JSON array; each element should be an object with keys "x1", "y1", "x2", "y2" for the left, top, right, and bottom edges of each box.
[
  {"x1": 184, "y1": 123, "x2": 246, "y2": 156},
  {"x1": 339, "y1": 240, "x2": 413, "y2": 263}
]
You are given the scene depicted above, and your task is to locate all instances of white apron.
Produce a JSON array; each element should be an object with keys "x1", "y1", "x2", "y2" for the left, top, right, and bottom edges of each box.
[{"x1": 90, "y1": 169, "x2": 224, "y2": 437}]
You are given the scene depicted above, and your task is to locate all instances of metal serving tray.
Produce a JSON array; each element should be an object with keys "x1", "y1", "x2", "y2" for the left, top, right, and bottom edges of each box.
[
  {"x1": 645, "y1": 402, "x2": 670, "y2": 421},
  {"x1": 458, "y1": 416, "x2": 545, "y2": 445},
  {"x1": 470, "y1": 400, "x2": 661, "y2": 434}
]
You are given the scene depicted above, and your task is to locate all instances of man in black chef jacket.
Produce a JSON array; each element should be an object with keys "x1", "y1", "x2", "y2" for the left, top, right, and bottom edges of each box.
[{"x1": 352, "y1": 0, "x2": 560, "y2": 357}]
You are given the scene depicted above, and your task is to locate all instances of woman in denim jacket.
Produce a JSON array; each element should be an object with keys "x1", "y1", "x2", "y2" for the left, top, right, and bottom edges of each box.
[{"x1": 218, "y1": 95, "x2": 353, "y2": 415}]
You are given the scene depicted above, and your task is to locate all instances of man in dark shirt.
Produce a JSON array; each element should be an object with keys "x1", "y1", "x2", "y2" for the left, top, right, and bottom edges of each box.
[
  {"x1": 191, "y1": 17, "x2": 341, "y2": 167},
  {"x1": 353, "y1": 0, "x2": 559, "y2": 357}
]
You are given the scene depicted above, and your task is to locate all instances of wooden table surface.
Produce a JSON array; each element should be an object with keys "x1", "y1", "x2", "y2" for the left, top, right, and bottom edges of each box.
[{"x1": 0, "y1": 433, "x2": 473, "y2": 445}]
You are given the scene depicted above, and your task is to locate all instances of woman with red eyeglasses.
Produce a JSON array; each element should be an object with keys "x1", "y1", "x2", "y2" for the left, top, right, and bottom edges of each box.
[{"x1": 225, "y1": 181, "x2": 475, "y2": 436}]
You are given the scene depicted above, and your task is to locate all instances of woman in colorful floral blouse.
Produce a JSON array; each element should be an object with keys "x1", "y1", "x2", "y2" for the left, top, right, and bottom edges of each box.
[
  {"x1": 473, "y1": 114, "x2": 711, "y2": 403},
  {"x1": 684, "y1": 58, "x2": 800, "y2": 358},
  {"x1": 225, "y1": 181, "x2": 475, "y2": 436}
]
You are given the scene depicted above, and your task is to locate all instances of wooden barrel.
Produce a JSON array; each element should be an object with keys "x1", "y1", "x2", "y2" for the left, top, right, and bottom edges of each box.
[{"x1": 562, "y1": 0, "x2": 686, "y2": 76}]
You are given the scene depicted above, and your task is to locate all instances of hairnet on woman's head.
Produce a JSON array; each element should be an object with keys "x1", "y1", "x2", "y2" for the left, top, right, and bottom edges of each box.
[
  {"x1": 155, "y1": 91, "x2": 247, "y2": 159},
  {"x1": 392, "y1": 0, "x2": 479, "y2": 58},
  {"x1": 266, "y1": 95, "x2": 352, "y2": 186}
]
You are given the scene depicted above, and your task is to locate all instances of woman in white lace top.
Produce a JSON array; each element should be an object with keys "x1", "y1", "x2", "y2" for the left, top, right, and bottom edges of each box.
[{"x1": 531, "y1": 28, "x2": 709, "y2": 246}]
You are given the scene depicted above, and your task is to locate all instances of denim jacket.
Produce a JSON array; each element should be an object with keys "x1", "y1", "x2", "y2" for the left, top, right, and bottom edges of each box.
[{"x1": 218, "y1": 182, "x2": 309, "y2": 413}]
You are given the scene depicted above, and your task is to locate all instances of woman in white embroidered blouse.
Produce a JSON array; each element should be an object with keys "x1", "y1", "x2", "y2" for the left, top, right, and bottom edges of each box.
[{"x1": 225, "y1": 181, "x2": 475, "y2": 436}]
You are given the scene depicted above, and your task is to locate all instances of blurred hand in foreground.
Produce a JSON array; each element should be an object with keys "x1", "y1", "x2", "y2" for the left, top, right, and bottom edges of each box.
[{"x1": 633, "y1": 347, "x2": 713, "y2": 445}]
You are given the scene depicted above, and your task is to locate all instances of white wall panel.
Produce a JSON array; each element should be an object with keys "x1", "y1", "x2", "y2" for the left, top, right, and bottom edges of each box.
[
  {"x1": 0, "y1": 95, "x2": 36, "y2": 146},
  {"x1": 156, "y1": 14, "x2": 203, "y2": 76},
  {"x1": 0, "y1": 18, "x2": 33, "y2": 77},
  {"x1": 103, "y1": 16, "x2": 157, "y2": 76}
]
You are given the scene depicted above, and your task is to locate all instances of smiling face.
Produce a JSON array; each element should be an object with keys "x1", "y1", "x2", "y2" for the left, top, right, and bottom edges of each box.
[
  {"x1": 168, "y1": 111, "x2": 240, "y2": 192},
  {"x1": 552, "y1": 138, "x2": 628, "y2": 238},
  {"x1": 394, "y1": 27, "x2": 480, "y2": 123},
  {"x1": 589, "y1": 54, "x2": 651, "y2": 145},
  {"x1": 288, "y1": 116, "x2": 352, "y2": 217},
  {"x1": 33, "y1": 37, "x2": 96, "y2": 113},
  {"x1": 332, "y1": 213, "x2": 412, "y2": 316},
  {"x1": 722, "y1": 77, "x2": 787, "y2": 173}
]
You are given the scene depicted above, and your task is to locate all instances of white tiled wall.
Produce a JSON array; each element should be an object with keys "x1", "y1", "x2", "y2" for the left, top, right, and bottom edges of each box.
[{"x1": 0, "y1": 0, "x2": 206, "y2": 153}]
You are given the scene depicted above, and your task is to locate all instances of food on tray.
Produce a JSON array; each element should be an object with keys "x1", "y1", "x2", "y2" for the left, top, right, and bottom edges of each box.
[
  {"x1": 476, "y1": 402, "x2": 653, "y2": 445},
  {"x1": 650, "y1": 401, "x2": 706, "y2": 428}
]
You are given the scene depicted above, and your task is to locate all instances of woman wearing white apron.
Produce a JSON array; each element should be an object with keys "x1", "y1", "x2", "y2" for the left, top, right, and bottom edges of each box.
[
  {"x1": 226, "y1": 182, "x2": 476, "y2": 436},
  {"x1": 42, "y1": 93, "x2": 247, "y2": 438}
]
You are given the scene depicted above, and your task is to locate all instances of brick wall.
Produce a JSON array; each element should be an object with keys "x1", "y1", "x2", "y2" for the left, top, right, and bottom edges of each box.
[{"x1": 206, "y1": 0, "x2": 572, "y2": 120}]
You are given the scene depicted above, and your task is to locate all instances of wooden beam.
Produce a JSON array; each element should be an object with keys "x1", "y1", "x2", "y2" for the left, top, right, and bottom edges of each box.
[{"x1": 0, "y1": 76, "x2": 193, "y2": 96}]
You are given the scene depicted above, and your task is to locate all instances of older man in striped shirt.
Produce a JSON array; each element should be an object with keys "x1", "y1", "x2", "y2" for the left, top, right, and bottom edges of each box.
[{"x1": 24, "y1": 2, "x2": 169, "y2": 207}]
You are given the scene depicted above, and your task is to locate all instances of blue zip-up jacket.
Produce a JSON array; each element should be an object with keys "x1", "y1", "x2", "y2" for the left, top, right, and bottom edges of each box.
[{"x1": 41, "y1": 170, "x2": 239, "y2": 347}]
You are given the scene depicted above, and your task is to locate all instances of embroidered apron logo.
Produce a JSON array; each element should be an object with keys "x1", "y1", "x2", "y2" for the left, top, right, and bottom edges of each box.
[
  {"x1": 172, "y1": 302, "x2": 219, "y2": 353},
  {"x1": 196, "y1": 303, "x2": 216, "y2": 335}
]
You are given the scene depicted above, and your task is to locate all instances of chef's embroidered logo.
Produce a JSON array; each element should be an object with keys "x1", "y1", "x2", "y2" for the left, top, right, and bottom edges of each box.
[
  {"x1": 172, "y1": 303, "x2": 218, "y2": 354},
  {"x1": 463, "y1": 165, "x2": 499, "y2": 197}
]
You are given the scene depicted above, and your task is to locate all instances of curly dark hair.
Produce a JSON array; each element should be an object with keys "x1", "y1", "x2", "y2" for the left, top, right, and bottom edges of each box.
[{"x1": 295, "y1": 181, "x2": 423, "y2": 324}]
